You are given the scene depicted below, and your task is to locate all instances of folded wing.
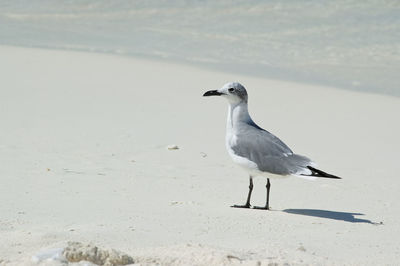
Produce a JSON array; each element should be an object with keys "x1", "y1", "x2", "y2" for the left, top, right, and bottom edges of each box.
[{"x1": 232, "y1": 123, "x2": 314, "y2": 176}]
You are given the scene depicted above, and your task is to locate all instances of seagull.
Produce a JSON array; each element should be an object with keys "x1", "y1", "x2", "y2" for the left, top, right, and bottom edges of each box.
[{"x1": 203, "y1": 82, "x2": 341, "y2": 210}]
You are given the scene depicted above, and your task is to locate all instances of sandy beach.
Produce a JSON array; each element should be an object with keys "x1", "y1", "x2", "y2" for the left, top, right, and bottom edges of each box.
[{"x1": 1, "y1": 45, "x2": 400, "y2": 265}]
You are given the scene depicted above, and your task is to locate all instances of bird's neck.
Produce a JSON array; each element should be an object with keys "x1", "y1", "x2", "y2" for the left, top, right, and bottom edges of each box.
[{"x1": 227, "y1": 102, "x2": 252, "y2": 131}]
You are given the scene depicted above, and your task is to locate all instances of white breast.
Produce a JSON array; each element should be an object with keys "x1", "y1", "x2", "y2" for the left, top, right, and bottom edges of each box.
[
  {"x1": 226, "y1": 139, "x2": 259, "y2": 172},
  {"x1": 225, "y1": 117, "x2": 259, "y2": 172}
]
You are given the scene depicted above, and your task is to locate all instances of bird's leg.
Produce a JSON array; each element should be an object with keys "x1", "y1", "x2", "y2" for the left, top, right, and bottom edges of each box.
[
  {"x1": 231, "y1": 176, "x2": 253, "y2": 208},
  {"x1": 265, "y1": 178, "x2": 271, "y2": 210},
  {"x1": 254, "y1": 178, "x2": 271, "y2": 210}
]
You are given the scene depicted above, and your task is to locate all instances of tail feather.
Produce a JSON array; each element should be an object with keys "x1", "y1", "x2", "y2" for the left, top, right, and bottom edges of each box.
[{"x1": 305, "y1": 166, "x2": 341, "y2": 179}]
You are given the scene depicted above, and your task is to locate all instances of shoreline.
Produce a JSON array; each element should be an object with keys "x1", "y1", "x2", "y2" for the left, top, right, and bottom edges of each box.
[{"x1": 1, "y1": 43, "x2": 398, "y2": 99}]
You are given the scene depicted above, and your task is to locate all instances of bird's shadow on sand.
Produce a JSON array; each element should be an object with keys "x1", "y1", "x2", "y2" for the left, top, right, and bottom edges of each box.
[{"x1": 282, "y1": 209, "x2": 381, "y2": 224}]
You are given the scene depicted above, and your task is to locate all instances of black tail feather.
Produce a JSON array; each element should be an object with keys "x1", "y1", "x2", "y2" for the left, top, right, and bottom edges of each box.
[{"x1": 306, "y1": 166, "x2": 342, "y2": 179}]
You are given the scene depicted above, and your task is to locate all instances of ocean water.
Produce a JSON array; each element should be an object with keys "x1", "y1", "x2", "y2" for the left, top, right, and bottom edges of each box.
[{"x1": 1, "y1": 0, "x2": 399, "y2": 96}]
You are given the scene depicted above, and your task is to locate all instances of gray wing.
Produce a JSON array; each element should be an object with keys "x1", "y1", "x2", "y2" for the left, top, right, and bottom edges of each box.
[{"x1": 232, "y1": 123, "x2": 313, "y2": 175}]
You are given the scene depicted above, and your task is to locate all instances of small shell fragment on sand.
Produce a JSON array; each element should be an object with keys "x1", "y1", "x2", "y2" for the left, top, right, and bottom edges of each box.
[{"x1": 167, "y1": 144, "x2": 179, "y2": 150}]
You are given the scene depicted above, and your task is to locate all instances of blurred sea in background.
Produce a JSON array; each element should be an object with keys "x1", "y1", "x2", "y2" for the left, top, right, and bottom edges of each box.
[{"x1": 1, "y1": 0, "x2": 399, "y2": 96}]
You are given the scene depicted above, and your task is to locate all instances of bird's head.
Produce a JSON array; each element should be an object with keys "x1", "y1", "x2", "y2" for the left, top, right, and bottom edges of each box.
[{"x1": 203, "y1": 82, "x2": 248, "y2": 104}]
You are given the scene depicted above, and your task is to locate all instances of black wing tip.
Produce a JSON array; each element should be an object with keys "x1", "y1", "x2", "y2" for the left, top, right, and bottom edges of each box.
[{"x1": 306, "y1": 166, "x2": 342, "y2": 179}]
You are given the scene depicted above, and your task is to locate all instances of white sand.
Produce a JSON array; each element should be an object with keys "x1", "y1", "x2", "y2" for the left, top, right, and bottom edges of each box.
[{"x1": 0, "y1": 45, "x2": 399, "y2": 265}]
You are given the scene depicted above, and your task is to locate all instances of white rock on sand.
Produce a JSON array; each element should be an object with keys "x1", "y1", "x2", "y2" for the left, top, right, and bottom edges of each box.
[
  {"x1": 0, "y1": 45, "x2": 399, "y2": 265},
  {"x1": 63, "y1": 242, "x2": 134, "y2": 265},
  {"x1": 30, "y1": 242, "x2": 134, "y2": 266}
]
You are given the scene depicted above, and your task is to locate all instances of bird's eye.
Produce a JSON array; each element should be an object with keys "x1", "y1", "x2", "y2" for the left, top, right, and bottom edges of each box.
[{"x1": 228, "y1": 88, "x2": 234, "y2": 93}]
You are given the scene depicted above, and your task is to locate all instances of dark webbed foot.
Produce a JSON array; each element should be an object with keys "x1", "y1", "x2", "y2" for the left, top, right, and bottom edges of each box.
[
  {"x1": 252, "y1": 178, "x2": 272, "y2": 210},
  {"x1": 231, "y1": 176, "x2": 253, "y2": 209},
  {"x1": 231, "y1": 203, "x2": 251, "y2": 209},
  {"x1": 253, "y1": 205, "x2": 271, "y2": 210}
]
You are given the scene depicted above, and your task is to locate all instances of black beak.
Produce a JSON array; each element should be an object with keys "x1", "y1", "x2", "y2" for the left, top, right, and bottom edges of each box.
[{"x1": 203, "y1": 90, "x2": 223, "y2": 97}]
